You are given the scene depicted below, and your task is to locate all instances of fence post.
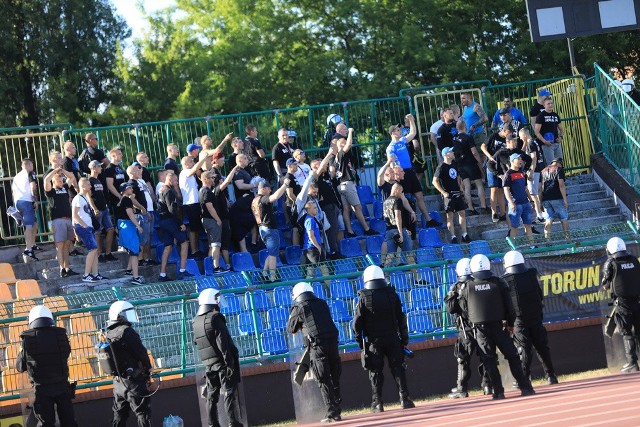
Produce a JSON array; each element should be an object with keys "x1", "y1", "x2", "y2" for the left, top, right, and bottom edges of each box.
[
  {"x1": 165, "y1": 124, "x2": 172, "y2": 145},
  {"x1": 133, "y1": 124, "x2": 142, "y2": 153},
  {"x1": 247, "y1": 291, "x2": 264, "y2": 356},
  {"x1": 180, "y1": 297, "x2": 188, "y2": 369}
]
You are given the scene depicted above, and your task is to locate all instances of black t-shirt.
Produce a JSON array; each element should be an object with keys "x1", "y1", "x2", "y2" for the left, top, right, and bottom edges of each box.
[
  {"x1": 491, "y1": 148, "x2": 532, "y2": 175},
  {"x1": 383, "y1": 196, "x2": 403, "y2": 229},
  {"x1": 541, "y1": 165, "x2": 566, "y2": 200},
  {"x1": 434, "y1": 162, "x2": 461, "y2": 193},
  {"x1": 379, "y1": 181, "x2": 394, "y2": 201},
  {"x1": 78, "y1": 147, "x2": 107, "y2": 174},
  {"x1": 485, "y1": 131, "x2": 506, "y2": 155},
  {"x1": 244, "y1": 136, "x2": 264, "y2": 165},
  {"x1": 89, "y1": 176, "x2": 108, "y2": 211},
  {"x1": 233, "y1": 168, "x2": 253, "y2": 199},
  {"x1": 284, "y1": 172, "x2": 300, "y2": 206},
  {"x1": 436, "y1": 121, "x2": 457, "y2": 151},
  {"x1": 336, "y1": 150, "x2": 356, "y2": 182},
  {"x1": 228, "y1": 153, "x2": 238, "y2": 170},
  {"x1": 164, "y1": 158, "x2": 180, "y2": 175},
  {"x1": 115, "y1": 195, "x2": 134, "y2": 221},
  {"x1": 317, "y1": 171, "x2": 341, "y2": 208},
  {"x1": 453, "y1": 133, "x2": 476, "y2": 165},
  {"x1": 199, "y1": 186, "x2": 217, "y2": 220},
  {"x1": 536, "y1": 111, "x2": 561, "y2": 141},
  {"x1": 129, "y1": 179, "x2": 147, "y2": 212},
  {"x1": 272, "y1": 143, "x2": 294, "y2": 172},
  {"x1": 62, "y1": 157, "x2": 81, "y2": 197},
  {"x1": 141, "y1": 167, "x2": 154, "y2": 188},
  {"x1": 46, "y1": 185, "x2": 72, "y2": 219},
  {"x1": 529, "y1": 102, "x2": 545, "y2": 121},
  {"x1": 525, "y1": 139, "x2": 545, "y2": 172},
  {"x1": 103, "y1": 164, "x2": 128, "y2": 204},
  {"x1": 212, "y1": 185, "x2": 229, "y2": 219},
  {"x1": 257, "y1": 195, "x2": 276, "y2": 229}
]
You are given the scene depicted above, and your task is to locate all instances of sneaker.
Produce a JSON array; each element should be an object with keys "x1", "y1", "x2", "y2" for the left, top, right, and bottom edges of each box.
[
  {"x1": 98, "y1": 254, "x2": 107, "y2": 263},
  {"x1": 69, "y1": 249, "x2": 82, "y2": 256},
  {"x1": 364, "y1": 228, "x2": 378, "y2": 236},
  {"x1": 124, "y1": 269, "x2": 133, "y2": 276},
  {"x1": 158, "y1": 275, "x2": 171, "y2": 282},
  {"x1": 346, "y1": 232, "x2": 357, "y2": 238},
  {"x1": 213, "y1": 267, "x2": 224, "y2": 274},
  {"x1": 82, "y1": 274, "x2": 98, "y2": 283},
  {"x1": 321, "y1": 415, "x2": 341, "y2": 423},
  {"x1": 468, "y1": 209, "x2": 479, "y2": 216},
  {"x1": 60, "y1": 269, "x2": 69, "y2": 278},
  {"x1": 94, "y1": 273, "x2": 108, "y2": 280},
  {"x1": 131, "y1": 276, "x2": 144, "y2": 285},
  {"x1": 31, "y1": 245, "x2": 43, "y2": 251},
  {"x1": 537, "y1": 216, "x2": 546, "y2": 223},
  {"x1": 426, "y1": 219, "x2": 442, "y2": 228},
  {"x1": 451, "y1": 236, "x2": 458, "y2": 244},
  {"x1": 492, "y1": 213, "x2": 499, "y2": 223},
  {"x1": 547, "y1": 375, "x2": 559, "y2": 385},
  {"x1": 179, "y1": 270, "x2": 195, "y2": 279},
  {"x1": 462, "y1": 235, "x2": 471, "y2": 243},
  {"x1": 65, "y1": 269, "x2": 80, "y2": 276},
  {"x1": 23, "y1": 249, "x2": 39, "y2": 261},
  {"x1": 104, "y1": 253, "x2": 118, "y2": 262},
  {"x1": 400, "y1": 398, "x2": 415, "y2": 409},
  {"x1": 531, "y1": 226, "x2": 541, "y2": 235}
]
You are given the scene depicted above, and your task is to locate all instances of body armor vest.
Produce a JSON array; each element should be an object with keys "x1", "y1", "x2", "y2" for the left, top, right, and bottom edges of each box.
[
  {"x1": 105, "y1": 323, "x2": 141, "y2": 376},
  {"x1": 358, "y1": 287, "x2": 399, "y2": 338},
  {"x1": 502, "y1": 268, "x2": 543, "y2": 320},
  {"x1": 466, "y1": 277, "x2": 506, "y2": 324},
  {"x1": 21, "y1": 327, "x2": 70, "y2": 385},
  {"x1": 297, "y1": 298, "x2": 338, "y2": 340},
  {"x1": 611, "y1": 255, "x2": 640, "y2": 298},
  {"x1": 193, "y1": 311, "x2": 238, "y2": 371}
]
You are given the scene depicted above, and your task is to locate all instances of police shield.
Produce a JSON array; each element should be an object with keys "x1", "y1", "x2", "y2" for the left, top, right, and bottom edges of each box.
[
  {"x1": 288, "y1": 333, "x2": 326, "y2": 423},
  {"x1": 599, "y1": 296, "x2": 628, "y2": 373},
  {"x1": 18, "y1": 387, "x2": 38, "y2": 427}
]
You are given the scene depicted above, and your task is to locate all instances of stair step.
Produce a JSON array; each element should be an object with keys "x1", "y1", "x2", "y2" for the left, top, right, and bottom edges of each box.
[{"x1": 480, "y1": 216, "x2": 627, "y2": 241}]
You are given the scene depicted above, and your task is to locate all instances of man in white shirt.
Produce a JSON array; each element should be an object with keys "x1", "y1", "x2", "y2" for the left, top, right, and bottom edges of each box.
[
  {"x1": 292, "y1": 149, "x2": 311, "y2": 186},
  {"x1": 180, "y1": 152, "x2": 213, "y2": 259},
  {"x1": 430, "y1": 108, "x2": 445, "y2": 164},
  {"x1": 12, "y1": 158, "x2": 39, "y2": 260}
]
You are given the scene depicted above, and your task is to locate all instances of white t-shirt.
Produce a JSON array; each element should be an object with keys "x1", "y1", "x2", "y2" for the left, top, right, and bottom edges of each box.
[
  {"x1": 430, "y1": 119, "x2": 444, "y2": 135},
  {"x1": 293, "y1": 163, "x2": 312, "y2": 186},
  {"x1": 155, "y1": 182, "x2": 165, "y2": 196},
  {"x1": 12, "y1": 169, "x2": 35, "y2": 202},
  {"x1": 71, "y1": 194, "x2": 92, "y2": 227},
  {"x1": 136, "y1": 179, "x2": 154, "y2": 212},
  {"x1": 179, "y1": 170, "x2": 199, "y2": 205}
]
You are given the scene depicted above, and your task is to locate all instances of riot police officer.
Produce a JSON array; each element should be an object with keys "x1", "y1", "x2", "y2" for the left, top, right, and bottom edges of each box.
[
  {"x1": 461, "y1": 254, "x2": 535, "y2": 399},
  {"x1": 193, "y1": 288, "x2": 243, "y2": 427},
  {"x1": 601, "y1": 237, "x2": 640, "y2": 372},
  {"x1": 16, "y1": 305, "x2": 78, "y2": 427},
  {"x1": 353, "y1": 265, "x2": 415, "y2": 412},
  {"x1": 286, "y1": 282, "x2": 342, "y2": 423},
  {"x1": 502, "y1": 250, "x2": 558, "y2": 384},
  {"x1": 105, "y1": 300, "x2": 153, "y2": 427},
  {"x1": 444, "y1": 258, "x2": 492, "y2": 398}
]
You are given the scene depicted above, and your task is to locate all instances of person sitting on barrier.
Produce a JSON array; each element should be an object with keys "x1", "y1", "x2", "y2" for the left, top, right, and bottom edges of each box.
[
  {"x1": 193, "y1": 288, "x2": 243, "y2": 427},
  {"x1": 432, "y1": 147, "x2": 470, "y2": 244},
  {"x1": 12, "y1": 158, "x2": 39, "y2": 261},
  {"x1": 287, "y1": 282, "x2": 342, "y2": 423},
  {"x1": 104, "y1": 301, "x2": 153, "y2": 427},
  {"x1": 16, "y1": 305, "x2": 78, "y2": 427},
  {"x1": 601, "y1": 237, "x2": 640, "y2": 373},
  {"x1": 115, "y1": 182, "x2": 144, "y2": 285},
  {"x1": 44, "y1": 167, "x2": 78, "y2": 278}
]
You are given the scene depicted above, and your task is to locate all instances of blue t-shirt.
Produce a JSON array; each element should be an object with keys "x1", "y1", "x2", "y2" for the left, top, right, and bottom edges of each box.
[
  {"x1": 492, "y1": 107, "x2": 528, "y2": 126},
  {"x1": 386, "y1": 137, "x2": 412, "y2": 169},
  {"x1": 503, "y1": 169, "x2": 528, "y2": 204},
  {"x1": 303, "y1": 215, "x2": 322, "y2": 250},
  {"x1": 463, "y1": 102, "x2": 483, "y2": 135}
]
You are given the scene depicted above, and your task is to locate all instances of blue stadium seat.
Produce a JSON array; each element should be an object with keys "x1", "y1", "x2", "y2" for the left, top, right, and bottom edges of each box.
[
  {"x1": 273, "y1": 286, "x2": 293, "y2": 307},
  {"x1": 312, "y1": 283, "x2": 327, "y2": 299},
  {"x1": 279, "y1": 229, "x2": 291, "y2": 249},
  {"x1": 368, "y1": 218, "x2": 387, "y2": 235},
  {"x1": 178, "y1": 258, "x2": 202, "y2": 277},
  {"x1": 196, "y1": 276, "x2": 219, "y2": 292},
  {"x1": 416, "y1": 247, "x2": 439, "y2": 264},
  {"x1": 407, "y1": 310, "x2": 434, "y2": 333},
  {"x1": 417, "y1": 267, "x2": 439, "y2": 286},
  {"x1": 232, "y1": 252, "x2": 257, "y2": 272},
  {"x1": 418, "y1": 228, "x2": 443, "y2": 248},
  {"x1": 409, "y1": 287, "x2": 440, "y2": 310},
  {"x1": 284, "y1": 245, "x2": 303, "y2": 265},
  {"x1": 397, "y1": 292, "x2": 409, "y2": 312},
  {"x1": 469, "y1": 240, "x2": 492, "y2": 257},
  {"x1": 245, "y1": 290, "x2": 271, "y2": 312},
  {"x1": 218, "y1": 272, "x2": 246, "y2": 289},
  {"x1": 361, "y1": 202, "x2": 370, "y2": 219},
  {"x1": 442, "y1": 244, "x2": 464, "y2": 261},
  {"x1": 373, "y1": 200, "x2": 383, "y2": 219},
  {"x1": 441, "y1": 265, "x2": 457, "y2": 286},
  {"x1": 339, "y1": 238, "x2": 363, "y2": 257},
  {"x1": 203, "y1": 256, "x2": 229, "y2": 275},
  {"x1": 275, "y1": 211, "x2": 290, "y2": 230},
  {"x1": 221, "y1": 294, "x2": 242, "y2": 316},
  {"x1": 427, "y1": 211, "x2": 447, "y2": 229},
  {"x1": 357, "y1": 185, "x2": 376, "y2": 205},
  {"x1": 365, "y1": 235, "x2": 384, "y2": 254},
  {"x1": 330, "y1": 279, "x2": 356, "y2": 301},
  {"x1": 238, "y1": 311, "x2": 263, "y2": 335},
  {"x1": 156, "y1": 244, "x2": 180, "y2": 264},
  {"x1": 389, "y1": 271, "x2": 412, "y2": 292},
  {"x1": 261, "y1": 329, "x2": 288, "y2": 355},
  {"x1": 350, "y1": 219, "x2": 365, "y2": 237},
  {"x1": 326, "y1": 299, "x2": 352, "y2": 322},
  {"x1": 334, "y1": 258, "x2": 358, "y2": 275},
  {"x1": 259, "y1": 249, "x2": 283, "y2": 268},
  {"x1": 267, "y1": 307, "x2": 289, "y2": 330}
]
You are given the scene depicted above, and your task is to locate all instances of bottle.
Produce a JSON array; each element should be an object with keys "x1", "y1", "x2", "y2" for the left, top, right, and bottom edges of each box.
[{"x1": 403, "y1": 347, "x2": 415, "y2": 359}]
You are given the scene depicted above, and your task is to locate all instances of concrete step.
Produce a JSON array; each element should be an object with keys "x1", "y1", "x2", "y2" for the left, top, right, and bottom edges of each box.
[{"x1": 459, "y1": 205, "x2": 620, "y2": 228}]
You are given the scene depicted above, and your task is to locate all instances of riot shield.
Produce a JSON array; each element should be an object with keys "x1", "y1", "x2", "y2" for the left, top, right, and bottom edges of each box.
[
  {"x1": 599, "y1": 296, "x2": 628, "y2": 373},
  {"x1": 19, "y1": 387, "x2": 39, "y2": 427},
  {"x1": 288, "y1": 333, "x2": 327, "y2": 423}
]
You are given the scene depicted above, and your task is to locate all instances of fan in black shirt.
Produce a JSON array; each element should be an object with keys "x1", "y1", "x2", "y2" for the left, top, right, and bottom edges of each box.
[
  {"x1": 432, "y1": 148, "x2": 470, "y2": 244},
  {"x1": 78, "y1": 133, "x2": 109, "y2": 174}
]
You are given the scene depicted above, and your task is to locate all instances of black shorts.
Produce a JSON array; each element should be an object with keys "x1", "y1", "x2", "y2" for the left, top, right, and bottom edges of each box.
[
  {"x1": 402, "y1": 168, "x2": 423, "y2": 195},
  {"x1": 444, "y1": 193, "x2": 467, "y2": 213},
  {"x1": 459, "y1": 161, "x2": 482, "y2": 181},
  {"x1": 184, "y1": 203, "x2": 203, "y2": 232}
]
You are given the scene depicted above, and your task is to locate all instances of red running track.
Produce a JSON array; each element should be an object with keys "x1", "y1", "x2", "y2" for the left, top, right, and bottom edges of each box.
[{"x1": 302, "y1": 372, "x2": 640, "y2": 427}]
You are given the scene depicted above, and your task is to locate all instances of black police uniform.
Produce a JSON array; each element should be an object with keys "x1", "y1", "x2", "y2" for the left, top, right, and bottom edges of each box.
[
  {"x1": 460, "y1": 274, "x2": 534, "y2": 397},
  {"x1": 444, "y1": 277, "x2": 492, "y2": 397},
  {"x1": 601, "y1": 251, "x2": 640, "y2": 370},
  {"x1": 502, "y1": 267, "x2": 557, "y2": 381},
  {"x1": 17, "y1": 325, "x2": 77, "y2": 427},
  {"x1": 193, "y1": 307, "x2": 243, "y2": 427},
  {"x1": 353, "y1": 282, "x2": 412, "y2": 409},
  {"x1": 105, "y1": 321, "x2": 153, "y2": 427},
  {"x1": 286, "y1": 292, "x2": 342, "y2": 420}
]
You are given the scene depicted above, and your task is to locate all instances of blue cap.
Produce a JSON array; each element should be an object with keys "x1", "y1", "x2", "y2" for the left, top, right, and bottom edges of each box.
[
  {"x1": 442, "y1": 147, "x2": 454, "y2": 156},
  {"x1": 286, "y1": 158, "x2": 298, "y2": 167},
  {"x1": 186, "y1": 143, "x2": 202, "y2": 153},
  {"x1": 539, "y1": 89, "x2": 551, "y2": 97},
  {"x1": 131, "y1": 161, "x2": 142, "y2": 167},
  {"x1": 509, "y1": 153, "x2": 521, "y2": 162},
  {"x1": 288, "y1": 130, "x2": 297, "y2": 137}
]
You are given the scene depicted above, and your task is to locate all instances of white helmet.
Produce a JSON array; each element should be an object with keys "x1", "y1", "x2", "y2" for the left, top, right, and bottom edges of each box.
[
  {"x1": 292, "y1": 282, "x2": 314, "y2": 302},
  {"x1": 455, "y1": 258, "x2": 471, "y2": 280},
  {"x1": 28, "y1": 305, "x2": 54, "y2": 328},
  {"x1": 197, "y1": 288, "x2": 225, "y2": 315},
  {"x1": 504, "y1": 250, "x2": 527, "y2": 274},
  {"x1": 363, "y1": 265, "x2": 387, "y2": 289},
  {"x1": 108, "y1": 300, "x2": 139, "y2": 325},
  {"x1": 621, "y1": 78, "x2": 634, "y2": 93},
  {"x1": 326, "y1": 114, "x2": 343, "y2": 127},
  {"x1": 607, "y1": 237, "x2": 626, "y2": 256},
  {"x1": 470, "y1": 254, "x2": 492, "y2": 279}
]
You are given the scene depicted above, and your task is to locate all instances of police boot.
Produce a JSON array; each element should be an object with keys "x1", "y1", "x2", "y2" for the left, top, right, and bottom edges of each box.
[
  {"x1": 393, "y1": 367, "x2": 415, "y2": 409},
  {"x1": 448, "y1": 365, "x2": 469, "y2": 398},
  {"x1": 621, "y1": 337, "x2": 639, "y2": 373}
]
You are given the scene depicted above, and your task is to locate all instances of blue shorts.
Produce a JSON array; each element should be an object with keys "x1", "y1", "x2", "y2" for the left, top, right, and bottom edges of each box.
[
  {"x1": 543, "y1": 200, "x2": 569, "y2": 221},
  {"x1": 74, "y1": 223, "x2": 97, "y2": 251},
  {"x1": 259, "y1": 226, "x2": 280, "y2": 257},
  {"x1": 158, "y1": 218, "x2": 187, "y2": 247},
  {"x1": 508, "y1": 202, "x2": 533, "y2": 228},
  {"x1": 486, "y1": 167, "x2": 502, "y2": 188},
  {"x1": 117, "y1": 220, "x2": 140, "y2": 256},
  {"x1": 16, "y1": 200, "x2": 36, "y2": 227},
  {"x1": 98, "y1": 209, "x2": 114, "y2": 232},
  {"x1": 384, "y1": 229, "x2": 412, "y2": 253}
]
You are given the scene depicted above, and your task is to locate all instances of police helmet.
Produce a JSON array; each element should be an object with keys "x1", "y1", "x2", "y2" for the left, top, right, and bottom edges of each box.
[
  {"x1": 606, "y1": 236, "x2": 626, "y2": 256},
  {"x1": 503, "y1": 250, "x2": 527, "y2": 274},
  {"x1": 28, "y1": 305, "x2": 54, "y2": 328},
  {"x1": 108, "y1": 300, "x2": 139, "y2": 326},
  {"x1": 363, "y1": 265, "x2": 388, "y2": 289},
  {"x1": 455, "y1": 258, "x2": 472, "y2": 280},
  {"x1": 326, "y1": 114, "x2": 343, "y2": 128},
  {"x1": 621, "y1": 78, "x2": 635, "y2": 93},
  {"x1": 469, "y1": 254, "x2": 492, "y2": 280},
  {"x1": 197, "y1": 288, "x2": 225, "y2": 315},
  {"x1": 292, "y1": 282, "x2": 314, "y2": 302}
]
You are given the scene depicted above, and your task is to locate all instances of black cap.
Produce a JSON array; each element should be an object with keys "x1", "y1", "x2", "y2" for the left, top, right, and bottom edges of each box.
[{"x1": 499, "y1": 107, "x2": 510, "y2": 115}]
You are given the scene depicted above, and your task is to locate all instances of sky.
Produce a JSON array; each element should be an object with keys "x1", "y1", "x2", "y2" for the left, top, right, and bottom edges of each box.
[{"x1": 112, "y1": 0, "x2": 175, "y2": 39}]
